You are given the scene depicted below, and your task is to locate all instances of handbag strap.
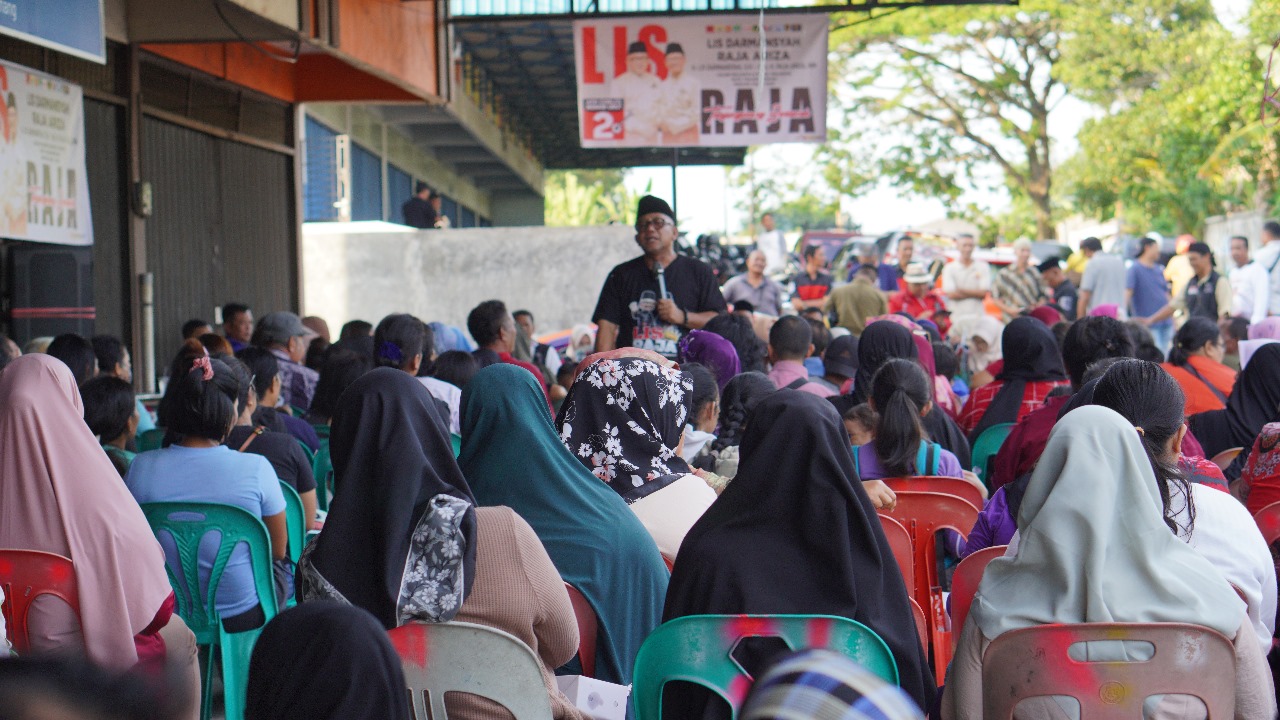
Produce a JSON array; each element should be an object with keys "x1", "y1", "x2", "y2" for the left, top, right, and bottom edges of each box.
[{"x1": 237, "y1": 426, "x2": 265, "y2": 452}]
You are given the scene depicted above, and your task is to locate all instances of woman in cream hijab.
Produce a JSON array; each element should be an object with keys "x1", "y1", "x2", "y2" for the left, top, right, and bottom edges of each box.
[{"x1": 941, "y1": 405, "x2": 1275, "y2": 719}]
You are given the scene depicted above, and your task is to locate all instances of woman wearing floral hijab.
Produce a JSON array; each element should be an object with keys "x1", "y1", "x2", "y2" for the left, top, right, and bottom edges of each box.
[{"x1": 557, "y1": 349, "x2": 717, "y2": 559}]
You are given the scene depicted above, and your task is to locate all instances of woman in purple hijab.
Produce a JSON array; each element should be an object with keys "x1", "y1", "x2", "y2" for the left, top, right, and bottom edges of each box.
[{"x1": 678, "y1": 330, "x2": 741, "y2": 392}]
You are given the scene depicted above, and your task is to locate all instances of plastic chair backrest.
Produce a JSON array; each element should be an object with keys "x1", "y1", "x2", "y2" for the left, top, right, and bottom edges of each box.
[
  {"x1": 312, "y1": 442, "x2": 333, "y2": 513},
  {"x1": 0, "y1": 550, "x2": 79, "y2": 655},
  {"x1": 884, "y1": 476, "x2": 984, "y2": 512},
  {"x1": 982, "y1": 623, "x2": 1236, "y2": 720},
  {"x1": 137, "y1": 428, "x2": 165, "y2": 452},
  {"x1": 296, "y1": 439, "x2": 315, "y2": 464},
  {"x1": 881, "y1": 491, "x2": 979, "y2": 606},
  {"x1": 631, "y1": 614, "x2": 898, "y2": 720},
  {"x1": 908, "y1": 598, "x2": 928, "y2": 655},
  {"x1": 1211, "y1": 447, "x2": 1244, "y2": 471},
  {"x1": 279, "y1": 481, "x2": 305, "y2": 566},
  {"x1": 661, "y1": 554, "x2": 675, "y2": 572},
  {"x1": 877, "y1": 515, "x2": 915, "y2": 593},
  {"x1": 1253, "y1": 501, "x2": 1280, "y2": 545},
  {"x1": 565, "y1": 583, "x2": 598, "y2": 678},
  {"x1": 140, "y1": 502, "x2": 279, "y2": 720},
  {"x1": 949, "y1": 545, "x2": 1006, "y2": 650},
  {"x1": 970, "y1": 422, "x2": 1015, "y2": 486},
  {"x1": 388, "y1": 621, "x2": 554, "y2": 720}
]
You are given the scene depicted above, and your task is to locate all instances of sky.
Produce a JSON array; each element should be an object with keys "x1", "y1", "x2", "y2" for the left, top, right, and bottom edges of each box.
[{"x1": 623, "y1": 0, "x2": 1253, "y2": 239}]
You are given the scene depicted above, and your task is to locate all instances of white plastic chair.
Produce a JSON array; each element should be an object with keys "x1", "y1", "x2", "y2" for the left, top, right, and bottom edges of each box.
[{"x1": 388, "y1": 621, "x2": 554, "y2": 720}]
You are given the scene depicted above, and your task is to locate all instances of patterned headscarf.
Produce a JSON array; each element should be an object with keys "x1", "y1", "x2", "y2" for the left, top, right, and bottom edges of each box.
[
  {"x1": 741, "y1": 649, "x2": 924, "y2": 720},
  {"x1": 556, "y1": 349, "x2": 692, "y2": 502}
]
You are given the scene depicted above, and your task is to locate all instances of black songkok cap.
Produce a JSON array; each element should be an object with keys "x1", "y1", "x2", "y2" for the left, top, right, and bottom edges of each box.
[{"x1": 637, "y1": 195, "x2": 676, "y2": 223}]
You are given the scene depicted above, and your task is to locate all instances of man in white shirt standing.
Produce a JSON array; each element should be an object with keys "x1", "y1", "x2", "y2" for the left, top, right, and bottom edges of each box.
[
  {"x1": 1228, "y1": 235, "x2": 1269, "y2": 324},
  {"x1": 1253, "y1": 220, "x2": 1280, "y2": 318},
  {"x1": 756, "y1": 212, "x2": 789, "y2": 276},
  {"x1": 940, "y1": 233, "x2": 991, "y2": 342}
]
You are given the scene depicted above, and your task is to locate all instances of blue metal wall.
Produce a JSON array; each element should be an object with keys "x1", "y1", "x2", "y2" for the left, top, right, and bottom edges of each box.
[
  {"x1": 388, "y1": 164, "x2": 413, "y2": 223},
  {"x1": 303, "y1": 117, "x2": 340, "y2": 222},
  {"x1": 350, "y1": 142, "x2": 383, "y2": 222}
]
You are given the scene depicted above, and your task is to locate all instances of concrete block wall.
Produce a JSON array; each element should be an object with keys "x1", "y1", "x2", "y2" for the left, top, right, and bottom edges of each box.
[{"x1": 301, "y1": 222, "x2": 638, "y2": 336}]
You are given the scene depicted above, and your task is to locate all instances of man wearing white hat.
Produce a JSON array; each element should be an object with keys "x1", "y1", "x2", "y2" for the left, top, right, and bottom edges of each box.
[{"x1": 889, "y1": 263, "x2": 951, "y2": 337}]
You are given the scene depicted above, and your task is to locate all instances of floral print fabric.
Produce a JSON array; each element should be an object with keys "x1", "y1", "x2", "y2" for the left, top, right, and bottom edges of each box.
[
  {"x1": 557, "y1": 352, "x2": 693, "y2": 502},
  {"x1": 298, "y1": 494, "x2": 471, "y2": 624}
]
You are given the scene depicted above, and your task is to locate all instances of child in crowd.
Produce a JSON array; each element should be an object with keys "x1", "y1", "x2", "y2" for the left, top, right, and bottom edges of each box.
[{"x1": 80, "y1": 375, "x2": 139, "y2": 478}]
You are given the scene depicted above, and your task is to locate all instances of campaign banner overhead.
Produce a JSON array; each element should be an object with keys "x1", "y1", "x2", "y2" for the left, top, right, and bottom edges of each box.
[
  {"x1": 0, "y1": 59, "x2": 93, "y2": 246},
  {"x1": 0, "y1": 0, "x2": 106, "y2": 64},
  {"x1": 573, "y1": 13, "x2": 827, "y2": 149}
]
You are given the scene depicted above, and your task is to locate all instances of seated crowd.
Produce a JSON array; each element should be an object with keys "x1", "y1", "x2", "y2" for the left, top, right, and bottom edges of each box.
[{"x1": 0, "y1": 199, "x2": 1278, "y2": 720}]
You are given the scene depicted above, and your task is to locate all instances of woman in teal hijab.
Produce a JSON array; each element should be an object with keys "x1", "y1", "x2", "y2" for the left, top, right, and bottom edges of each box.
[{"x1": 458, "y1": 363, "x2": 669, "y2": 685}]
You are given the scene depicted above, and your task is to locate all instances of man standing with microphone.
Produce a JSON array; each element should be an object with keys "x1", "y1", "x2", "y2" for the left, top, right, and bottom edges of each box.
[{"x1": 592, "y1": 195, "x2": 727, "y2": 359}]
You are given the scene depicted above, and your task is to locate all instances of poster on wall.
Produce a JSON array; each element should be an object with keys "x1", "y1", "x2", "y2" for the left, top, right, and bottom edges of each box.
[
  {"x1": 573, "y1": 13, "x2": 827, "y2": 148},
  {"x1": 0, "y1": 59, "x2": 92, "y2": 246}
]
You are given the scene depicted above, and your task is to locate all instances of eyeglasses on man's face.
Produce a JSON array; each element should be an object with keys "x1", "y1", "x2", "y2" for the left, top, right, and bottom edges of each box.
[{"x1": 636, "y1": 217, "x2": 674, "y2": 231}]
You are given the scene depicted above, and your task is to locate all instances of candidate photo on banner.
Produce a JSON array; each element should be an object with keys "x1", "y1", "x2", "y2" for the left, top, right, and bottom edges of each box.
[{"x1": 574, "y1": 14, "x2": 828, "y2": 149}]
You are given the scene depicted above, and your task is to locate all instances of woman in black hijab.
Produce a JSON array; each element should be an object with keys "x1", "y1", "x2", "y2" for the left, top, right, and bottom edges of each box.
[
  {"x1": 1190, "y1": 342, "x2": 1280, "y2": 479},
  {"x1": 297, "y1": 367, "x2": 477, "y2": 628},
  {"x1": 246, "y1": 601, "x2": 408, "y2": 720},
  {"x1": 665, "y1": 391, "x2": 936, "y2": 714},
  {"x1": 963, "y1": 317, "x2": 1068, "y2": 444},
  {"x1": 843, "y1": 321, "x2": 971, "y2": 468}
]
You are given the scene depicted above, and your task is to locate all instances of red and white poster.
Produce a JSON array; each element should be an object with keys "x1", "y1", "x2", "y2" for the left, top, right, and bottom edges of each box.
[
  {"x1": 0, "y1": 59, "x2": 92, "y2": 246},
  {"x1": 573, "y1": 13, "x2": 828, "y2": 148}
]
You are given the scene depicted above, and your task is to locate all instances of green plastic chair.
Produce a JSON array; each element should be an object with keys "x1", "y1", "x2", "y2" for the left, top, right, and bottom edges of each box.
[
  {"x1": 970, "y1": 422, "x2": 1014, "y2": 489},
  {"x1": 279, "y1": 481, "x2": 305, "y2": 565},
  {"x1": 311, "y1": 423, "x2": 330, "y2": 441},
  {"x1": 312, "y1": 442, "x2": 333, "y2": 513},
  {"x1": 140, "y1": 503, "x2": 279, "y2": 720},
  {"x1": 296, "y1": 439, "x2": 315, "y2": 464},
  {"x1": 631, "y1": 614, "x2": 898, "y2": 720},
  {"x1": 450, "y1": 433, "x2": 462, "y2": 458},
  {"x1": 137, "y1": 428, "x2": 165, "y2": 452}
]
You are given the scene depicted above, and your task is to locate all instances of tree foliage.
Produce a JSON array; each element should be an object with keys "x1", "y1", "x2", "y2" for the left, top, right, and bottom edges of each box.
[
  {"x1": 813, "y1": 0, "x2": 1259, "y2": 239},
  {"x1": 543, "y1": 169, "x2": 642, "y2": 226},
  {"x1": 1057, "y1": 2, "x2": 1276, "y2": 236}
]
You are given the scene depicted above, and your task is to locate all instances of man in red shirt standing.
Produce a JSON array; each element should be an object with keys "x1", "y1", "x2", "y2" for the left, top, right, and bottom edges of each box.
[{"x1": 889, "y1": 263, "x2": 951, "y2": 337}]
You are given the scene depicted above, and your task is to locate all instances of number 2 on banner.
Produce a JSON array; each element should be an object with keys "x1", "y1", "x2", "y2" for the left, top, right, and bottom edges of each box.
[{"x1": 587, "y1": 110, "x2": 624, "y2": 140}]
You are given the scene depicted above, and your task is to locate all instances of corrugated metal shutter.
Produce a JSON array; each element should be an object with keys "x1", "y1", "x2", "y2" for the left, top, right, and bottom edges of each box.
[
  {"x1": 143, "y1": 116, "x2": 294, "y2": 359},
  {"x1": 350, "y1": 142, "x2": 382, "y2": 222},
  {"x1": 460, "y1": 206, "x2": 475, "y2": 228},
  {"x1": 84, "y1": 98, "x2": 128, "y2": 341},
  {"x1": 304, "y1": 116, "x2": 340, "y2": 222},
  {"x1": 387, "y1": 164, "x2": 412, "y2": 223}
]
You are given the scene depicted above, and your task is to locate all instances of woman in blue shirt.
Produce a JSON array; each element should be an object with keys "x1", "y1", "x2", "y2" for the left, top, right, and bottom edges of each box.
[{"x1": 126, "y1": 350, "x2": 287, "y2": 631}]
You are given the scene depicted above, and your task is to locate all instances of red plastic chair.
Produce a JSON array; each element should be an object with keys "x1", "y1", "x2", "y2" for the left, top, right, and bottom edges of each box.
[
  {"x1": 909, "y1": 598, "x2": 929, "y2": 655},
  {"x1": 982, "y1": 623, "x2": 1236, "y2": 719},
  {"x1": 661, "y1": 554, "x2": 675, "y2": 572},
  {"x1": 884, "y1": 476, "x2": 985, "y2": 511},
  {"x1": 564, "y1": 583, "x2": 597, "y2": 678},
  {"x1": 877, "y1": 515, "x2": 915, "y2": 593},
  {"x1": 1253, "y1": 501, "x2": 1280, "y2": 545},
  {"x1": 949, "y1": 545, "x2": 1007, "y2": 650},
  {"x1": 1210, "y1": 447, "x2": 1244, "y2": 472},
  {"x1": 880, "y1": 491, "x2": 979, "y2": 681},
  {"x1": 0, "y1": 550, "x2": 79, "y2": 654}
]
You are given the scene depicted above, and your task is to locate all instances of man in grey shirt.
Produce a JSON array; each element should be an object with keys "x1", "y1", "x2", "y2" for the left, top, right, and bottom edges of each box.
[
  {"x1": 1077, "y1": 237, "x2": 1127, "y2": 318},
  {"x1": 722, "y1": 249, "x2": 784, "y2": 316}
]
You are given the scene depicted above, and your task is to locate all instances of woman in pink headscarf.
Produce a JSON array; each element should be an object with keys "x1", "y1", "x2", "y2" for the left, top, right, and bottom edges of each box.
[
  {"x1": 0, "y1": 354, "x2": 199, "y2": 717},
  {"x1": 1240, "y1": 316, "x2": 1280, "y2": 369}
]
